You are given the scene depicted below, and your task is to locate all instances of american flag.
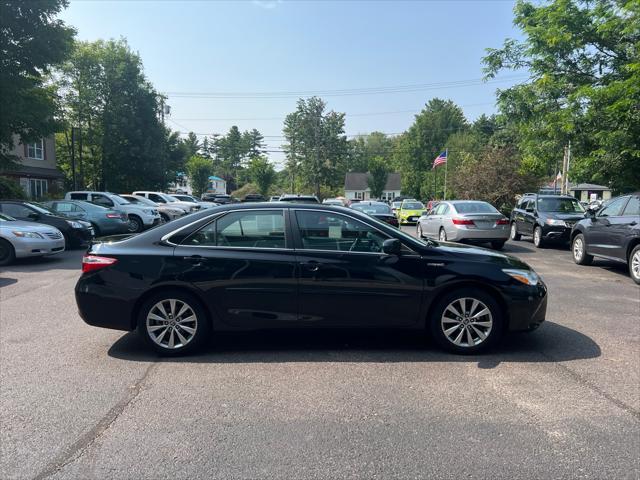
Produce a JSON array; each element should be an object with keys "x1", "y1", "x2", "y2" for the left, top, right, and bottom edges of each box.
[{"x1": 432, "y1": 151, "x2": 447, "y2": 169}]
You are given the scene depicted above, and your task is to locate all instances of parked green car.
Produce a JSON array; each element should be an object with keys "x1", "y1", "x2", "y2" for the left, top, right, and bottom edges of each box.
[
  {"x1": 44, "y1": 200, "x2": 130, "y2": 236},
  {"x1": 397, "y1": 200, "x2": 426, "y2": 225}
]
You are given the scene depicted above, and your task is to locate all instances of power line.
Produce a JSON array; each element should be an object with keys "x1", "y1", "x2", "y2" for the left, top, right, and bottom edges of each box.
[{"x1": 163, "y1": 76, "x2": 527, "y2": 99}]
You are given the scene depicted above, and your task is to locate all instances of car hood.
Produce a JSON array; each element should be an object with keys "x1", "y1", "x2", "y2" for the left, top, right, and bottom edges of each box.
[
  {"x1": 433, "y1": 241, "x2": 530, "y2": 269},
  {"x1": 0, "y1": 220, "x2": 61, "y2": 233},
  {"x1": 400, "y1": 209, "x2": 424, "y2": 216}
]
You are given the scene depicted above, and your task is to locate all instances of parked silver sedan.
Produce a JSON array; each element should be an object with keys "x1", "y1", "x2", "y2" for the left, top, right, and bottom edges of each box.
[
  {"x1": 417, "y1": 200, "x2": 510, "y2": 250},
  {"x1": 0, "y1": 213, "x2": 65, "y2": 265}
]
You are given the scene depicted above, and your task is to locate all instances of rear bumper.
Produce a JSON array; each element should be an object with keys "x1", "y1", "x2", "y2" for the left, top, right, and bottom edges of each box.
[
  {"x1": 449, "y1": 226, "x2": 510, "y2": 242},
  {"x1": 75, "y1": 277, "x2": 136, "y2": 331}
]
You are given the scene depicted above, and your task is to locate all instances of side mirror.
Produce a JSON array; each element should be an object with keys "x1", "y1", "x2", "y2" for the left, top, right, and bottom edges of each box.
[
  {"x1": 28, "y1": 212, "x2": 39, "y2": 220},
  {"x1": 382, "y1": 238, "x2": 402, "y2": 256}
]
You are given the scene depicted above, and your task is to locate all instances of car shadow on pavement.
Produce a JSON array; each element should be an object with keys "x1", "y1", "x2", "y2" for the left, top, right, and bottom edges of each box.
[
  {"x1": 108, "y1": 321, "x2": 600, "y2": 369},
  {"x1": 0, "y1": 277, "x2": 18, "y2": 287},
  {"x1": 1, "y1": 249, "x2": 84, "y2": 273}
]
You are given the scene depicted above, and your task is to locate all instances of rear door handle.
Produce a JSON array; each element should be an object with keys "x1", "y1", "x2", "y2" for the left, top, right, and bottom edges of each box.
[{"x1": 302, "y1": 261, "x2": 321, "y2": 272}]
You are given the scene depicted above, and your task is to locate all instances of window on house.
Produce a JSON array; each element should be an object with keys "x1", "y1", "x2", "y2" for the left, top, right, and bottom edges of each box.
[
  {"x1": 26, "y1": 139, "x2": 45, "y2": 160},
  {"x1": 28, "y1": 179, "x2": 48, "y2": 199}
]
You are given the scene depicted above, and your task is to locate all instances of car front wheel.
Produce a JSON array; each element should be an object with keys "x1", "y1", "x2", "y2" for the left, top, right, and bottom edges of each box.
[
  {"x1": 572, "y1": 234, "x2": 593, "y2": 265},
  {"x1": 533, "y1": 226, "x2": 544, "y2": 248},
  {"x1": 629, "y1": 245, "x2": 640, "y2": 285},
  {"x1": 137, "y1": 291, "x2": 210, "y2": 356},
  {"x1": 127, "y1": 215, "x2": 144, "y2": 233},
  {"x1": 0, "y1": 239, "x2": 15, "y2": 266},
  {"x1": 430, "y1": 288, "x2": 503, "y2": 354}
]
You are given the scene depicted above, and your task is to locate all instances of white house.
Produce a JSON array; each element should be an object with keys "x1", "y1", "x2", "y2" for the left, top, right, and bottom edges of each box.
[{"x1": 344, "y1": 172, "x2": 401, "y2": 202}]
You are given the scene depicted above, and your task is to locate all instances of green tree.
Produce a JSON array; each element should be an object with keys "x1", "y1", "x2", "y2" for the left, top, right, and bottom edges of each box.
[
  {"x1": 367, "y1": 156, "x2": 389, "y2": 199},
  {"x1": 183, "y1": 132, "x2": 200, "y2": 158},
  {"x1": 392, "y1": 99, "x2": 468, "y2": 198},
  {"x1": 186, "y1": 155, "x2": 212, "y2": 197},
  {"x1": 243, "y1": 129, "x2": 266, "y2": 159},
  {"x1": 483, "y1": 0, "x2": 640, "y2": 192},
  {"x1": 215, "y1": 126, "x2": 247, "y2": 190},
  {"x1": 282, "y1": 97, "x2": 348, "y2": 197},
  {"x1": 348, "y1": 131, "x2": 395, "y2": 173},
  {"x1": 56, "y1": 39, "x2": 168, "y2": 191},
  {"x1": 0, "y1": 0, "x2": 74, "y2": 168},
  {"x1": 248, "y1": 156, "x2": 276, "y2": 197}
]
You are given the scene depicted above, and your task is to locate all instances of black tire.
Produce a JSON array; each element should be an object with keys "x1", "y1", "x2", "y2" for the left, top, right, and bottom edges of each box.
[
  {"x1": 429, "y1": 287, "x2": 503, "y2": 354},
  {"x1": 137, "y1": 290, "x2": 211, "y2": 356},
  {"x1": 533, "y1": 226, "x2": 545, "y2": 248},
  {"x1": 439, "y1": 228, "x2": 447, "y2": 242},
  {"x1": 127, "y1": 215, "x2": 144, "y2": 233},
  {"x1": 629, "y1": 245, "x2": 640, "y2": 285},
  {"x1": 510, "y1": 222, "x2": 521, "y2": 241},
  {"x1": 0, "y1": 238, "x2": 16, "y2": 266},
  {"x1": 91, "y1": 223, "x2": 101, "y2": 237},
  {"x1": 571, "y1": 233, "x2": 593, "y2": 266},
  {"x1": 491, "y1": 241, "x2": 505, "y2": 250},
  {"x1": 160, "y1": 213, "x2": 169, "y2": 224}
]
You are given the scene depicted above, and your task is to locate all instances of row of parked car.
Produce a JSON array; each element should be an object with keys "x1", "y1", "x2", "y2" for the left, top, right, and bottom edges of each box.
[{"x1": 0, "y1": 191, "x2": 221, "y2": 266}]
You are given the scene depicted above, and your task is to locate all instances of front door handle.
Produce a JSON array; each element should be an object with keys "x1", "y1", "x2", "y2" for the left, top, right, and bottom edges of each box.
[
  {"x1": 184, "y1": 255, "x2": 205, "y2": 266},
  {"x1": 302, "y1": 261, "x2": 321, "y2": 272}
]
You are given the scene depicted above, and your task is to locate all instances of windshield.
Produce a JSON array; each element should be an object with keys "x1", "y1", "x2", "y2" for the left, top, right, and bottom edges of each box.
[
  {"x1": 124, "y1": 195, "x2": 156, "y2": 206},
  {"x1": 453, "y1": 202, "x2": 499, "y2": 214},
  {"x1": 537, "y1": 197, "x2": 584, "y2": 213},
  {"x1": 0, "y1": 213, "x2": 15, "y2": 221},
  {"x1": 351, "y1": 203, "x2": 391, "y2": 214},
  {"x1": 402, "y1": 202, "x2": 424, "y2": 210},
  {"x1": 29, "y1": 203, "x2": 56, "y2": 215},
  {"x1": 112, "y1": 195, "x2": 131, "y2": 205},
  {"x1": 175, "y1": 195, "x2": 196, "y2": 203}
]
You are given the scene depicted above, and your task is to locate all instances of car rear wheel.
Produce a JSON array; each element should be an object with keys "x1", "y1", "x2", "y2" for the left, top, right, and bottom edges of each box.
[
  {"x1": 510, "y1": 222, "x2": 521, "y2": 241},
  {"x1": 572, "y1": 234, "x2": 593, "y2": 265},
  {"x1": 137, "y1": 291, "x2": 210, "y2": 356},
  {"x1": 0, "y1": 239, "x2": 15, "y2": 266},
  {"x1": 629, "y1": 245, "x2": 640, "y2": 285},
  {"x1": 430, "y1": 288, "x2": 503, "y2": 354},
  {"x1": 439, "y1": 228, "x2": 447, "y2": 242},
  {"x1": 127, "y1": 215, "x2": 143, "y2": 233},
  {"x1": 533, "y1": 226, "x2": 544, "y2": 248}
]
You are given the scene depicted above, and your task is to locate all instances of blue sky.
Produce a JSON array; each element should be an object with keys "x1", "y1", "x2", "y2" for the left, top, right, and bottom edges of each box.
[{"x1": 61, "y1": 0, "x2": 524, "y2": 165}]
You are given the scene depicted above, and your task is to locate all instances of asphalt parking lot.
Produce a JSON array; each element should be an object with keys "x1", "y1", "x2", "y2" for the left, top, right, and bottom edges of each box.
[{"x1": 1, "y1": 233, "x2": 639, "y2": 480}]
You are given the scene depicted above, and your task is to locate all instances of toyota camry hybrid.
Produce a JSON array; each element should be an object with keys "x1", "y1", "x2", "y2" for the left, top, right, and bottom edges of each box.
[{"x1": 75, "y1": 203, "x2": 548, "y2": 356}]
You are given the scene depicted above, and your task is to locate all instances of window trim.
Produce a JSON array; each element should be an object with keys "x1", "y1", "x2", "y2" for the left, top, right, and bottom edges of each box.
[{"x1": 172, "y1": 208, "x2": 292, "y2": 251}]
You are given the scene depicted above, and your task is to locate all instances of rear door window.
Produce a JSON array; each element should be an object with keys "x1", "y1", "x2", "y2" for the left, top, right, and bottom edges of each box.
[
  {"x1": 184, "y1": 210, "x2": 285, "y2": 249},
  {"x1": 91, "y1": 194, "x2": 114, "y2": 208},
  {"x1": 598, "y1": 197, "x2": 628, "y2": 217},
  {"x1": 622, "y1": 197, "x2": 639, "y2": 216},
  {"x1": 69, "y1": 193, "x2": 87, "y2": 200}
]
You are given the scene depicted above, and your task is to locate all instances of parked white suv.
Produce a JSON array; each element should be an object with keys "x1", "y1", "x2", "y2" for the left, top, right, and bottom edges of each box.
[
  {"x1": 64, "y1": 191, "x2": 161, "y2": 233},
  {"x1": 131, "y1": 191, "x2": 200, "y2": 214}
]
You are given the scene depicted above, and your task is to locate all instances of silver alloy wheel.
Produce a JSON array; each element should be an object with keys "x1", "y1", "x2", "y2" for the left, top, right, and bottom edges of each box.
[
  {"x1": 417, "y1": 224, "x2": 423, "y2": 238},
  {"x1": 441, "y1": 297, "x2": 493, "y2": 348},
  {"x1": 127, "y1": 218, "x2": 141, "y2": 233},
  {"x1": 146, "y1": 299, "x2": 198, "y2": 349},
  {"x1": 511, "y1": 223, "x2": 517, "y2": 239},
  {"x1": 573, "y1": 236, "x2": 584, "y2": 261},
  {"x1": 632, "y1": 250, "x2": 640, "y2": 280},
  {"x1": 439, "y1": 228, "x2": 447, "y2": 241},
  {"x1": 534, "y1": 227, "x2": 541, "y2": 246}
]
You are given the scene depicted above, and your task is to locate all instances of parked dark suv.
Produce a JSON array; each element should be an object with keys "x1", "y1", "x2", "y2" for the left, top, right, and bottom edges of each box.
[
  {"x1": 510, "y1": 194, "x2": 585, "y2": 248},
  {"x1": 570, "y1": 193, "x2": 640, "y2": 284}
]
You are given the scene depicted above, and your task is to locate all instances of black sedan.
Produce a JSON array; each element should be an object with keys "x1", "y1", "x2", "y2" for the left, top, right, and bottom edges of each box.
[
  {"x1": 571, "y1": 193, "x2": 640, "y2": 284},
  {"x1": 76, "y1": 203, "x2": 547, "y2": 355},
  {"x1": 0, "y1": 200, "x2": 94, "y2": 248},
  {"x1": 350, "y1": 201, "x2": 399, "y2": 227}
]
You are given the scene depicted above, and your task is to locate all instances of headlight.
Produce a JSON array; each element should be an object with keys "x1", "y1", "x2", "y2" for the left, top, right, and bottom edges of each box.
[
  {"x1": 66, "y1": 220, "x2": 83, "y2": 229},
  {"x1": 545, "y1": 219, "x2": 566, "y2": 227},
  {"x1": 143, "y1": 209, "x2": 153, "y2": 215},
  {"x1": 12, "y1": 231, "x2": 44, "y2": 239},
  {"x1": 503, "y1": 268, "x2": 540, "y2": 286}
]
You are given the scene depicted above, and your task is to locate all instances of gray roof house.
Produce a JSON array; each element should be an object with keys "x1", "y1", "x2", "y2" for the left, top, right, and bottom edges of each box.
[{"x1": 344, "y1": 172, "x2": 401, "y2": 202}]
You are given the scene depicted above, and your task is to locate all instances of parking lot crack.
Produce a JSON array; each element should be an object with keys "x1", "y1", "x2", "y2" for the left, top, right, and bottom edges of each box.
[{"x1": 31, "y1": 361, "x2": 159, "y2": 480}]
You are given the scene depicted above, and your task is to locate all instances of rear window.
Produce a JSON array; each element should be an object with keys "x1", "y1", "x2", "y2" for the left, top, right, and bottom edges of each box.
[
  {"x1": 537, "y1": 197, "x2": 584, "y2": 213},
  {"x1": 70, "y1": 193, "x2": 88, "y2": 200},
  {"x1": 453, "y1": 202, "x2": 498, "y2": 214},
  {"x1": 351, "y1": 203, "x2": 391, "y2": 214}
]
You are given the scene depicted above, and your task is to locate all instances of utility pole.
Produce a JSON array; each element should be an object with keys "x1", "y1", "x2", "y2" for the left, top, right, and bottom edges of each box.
[
  {"x1": 77, "y1": 126, "x2": 83, "y2": 189},
  {"x1": 443, "y1": 148, "x2": 448, "y2": 201},
  {"x1": 565, "y1": 140, "x2": 571, "y2": 195},
  {"x1": 561, "y1": 144, "x2": 568, "y2": 195},
  {"x1": 71, "y1": 127, "x2": 77, "y2": 190}
]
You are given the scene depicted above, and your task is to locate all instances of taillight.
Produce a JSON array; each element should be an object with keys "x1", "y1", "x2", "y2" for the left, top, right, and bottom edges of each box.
[
  {"x1": 495, "y1": 218, "x2": 509, "y2": 225},
  {"x1": 82, "y1": 255, "x2": 117, "y2": 273},
  {"x1": 106, "y1": 213, "x2": 121, "y2": 218},
  {"x1": 452, "y1": 218, "x2": 475, "y2": 225}
]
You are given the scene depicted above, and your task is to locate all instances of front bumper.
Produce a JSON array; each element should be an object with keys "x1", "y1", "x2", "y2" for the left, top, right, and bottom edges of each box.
[
  {"x1": 542, "y1": 225, "x2": 572, "y2": 242},
  {"x1": 68, "y1": 227, "x2": 94, "y2": 247},
  {"x1": 506, "y1": 280, "x2": 548, "y2": 331},
  {"x1": 13, "y1": 237, "x2": 65, "y2": 258},
  {"x1": 141, "y1": 214, "x2": 162, "y2": 227}
]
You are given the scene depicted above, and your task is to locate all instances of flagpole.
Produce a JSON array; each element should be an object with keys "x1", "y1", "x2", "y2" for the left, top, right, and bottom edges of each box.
[{"x1": 443, "y1": 149, "x2": 448, "y2": 200}]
